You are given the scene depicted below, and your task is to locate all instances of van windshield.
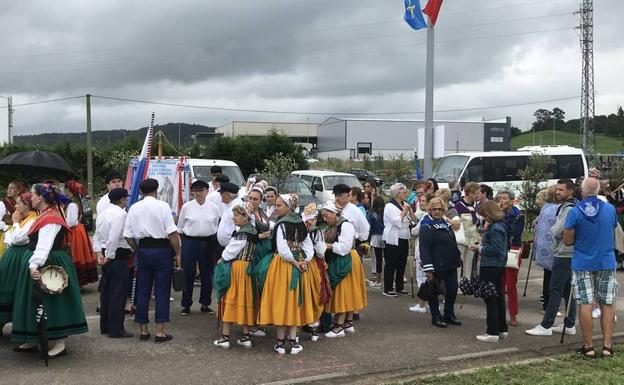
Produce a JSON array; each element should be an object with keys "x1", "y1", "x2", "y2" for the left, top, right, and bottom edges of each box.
[
  {"x1": 432, "y1": 155, "x2": 469, "y2": 183},
  {"x1": 323, "y1": 175, "x2": 362, "y2": 190},
  {"x1": 193, "y1": 166, "x2": 245, "y2": 186}
]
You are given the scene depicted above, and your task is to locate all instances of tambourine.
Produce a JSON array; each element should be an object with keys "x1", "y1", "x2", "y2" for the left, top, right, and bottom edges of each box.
[{"x1": 39, "y1": 265, "x2": 69, "y2": 295}]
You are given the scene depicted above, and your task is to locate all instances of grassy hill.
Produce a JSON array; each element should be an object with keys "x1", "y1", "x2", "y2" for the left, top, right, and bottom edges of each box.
[{"x1": 511, "y1": 130, "x2": 624, "y2": 154}]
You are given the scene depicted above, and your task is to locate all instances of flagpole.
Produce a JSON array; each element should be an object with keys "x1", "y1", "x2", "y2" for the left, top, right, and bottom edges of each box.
[{"x1": 423, "y1": 18, "x2": 435, "y2": 178}]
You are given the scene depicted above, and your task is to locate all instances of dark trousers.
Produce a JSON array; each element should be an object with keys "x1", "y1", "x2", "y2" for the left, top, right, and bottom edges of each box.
[
  {"x1": 100, "y1": 254, "x2": 130, "y2": 336},
  {"x1": 480, "y1": 266, "x2": 508, "y2": 335},
  {"x1": 541, "y1": 257, "x2": 576, "y2": 328},
  {"x1": 181, "y1": 236, "x2": 216, "y2": 308},
  {"x1": 383, "y1": 238, "x2": 409, "y2": 293},
  {"x1": 542, "y1": 268, "x2": 552, "y2": 310},
  {"x1": 374, "y1": 247, "x2": 383, "y2": 275},
  {"x1": 134, "y1": 247, "x2": 173, "y2": 324},
  {"x1": 428, "y1": 269, "x2": 459, "y2": 322}
]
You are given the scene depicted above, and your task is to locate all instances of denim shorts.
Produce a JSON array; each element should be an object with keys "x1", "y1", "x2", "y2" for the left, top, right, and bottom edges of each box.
[{"x1": 572, "y1": 270, "x2": 619, "y2": 305}]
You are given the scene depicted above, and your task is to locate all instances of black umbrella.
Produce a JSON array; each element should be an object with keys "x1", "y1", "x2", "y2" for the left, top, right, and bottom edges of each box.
[{"x1": 0, "y1": 150, "x2": 74, "y2": 176}]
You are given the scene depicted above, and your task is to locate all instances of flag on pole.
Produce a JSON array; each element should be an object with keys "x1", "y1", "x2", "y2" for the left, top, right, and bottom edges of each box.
[
  {"x1": 423, "y1": 0, "x2": 443, "y2": 26},
  {"x1": 404, "y1": 0, "x2": 427, "y2": 31},
  {"x1": 126, "y1": 113, "x2": 155, "y2": 209},
  {"x1": 415, "y1": 153, "x2": 423, "y2": 180}
]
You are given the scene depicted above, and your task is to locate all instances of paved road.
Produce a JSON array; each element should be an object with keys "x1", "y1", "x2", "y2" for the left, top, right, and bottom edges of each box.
[{"x1": 1, "y1": 259, "x2": 622, "y2": 385}]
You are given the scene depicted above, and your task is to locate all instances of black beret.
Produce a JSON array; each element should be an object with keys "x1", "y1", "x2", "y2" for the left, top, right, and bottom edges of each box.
[
  {"x1": 139, "y1": 178, "x2": 159, "y2": 194},
  {"x1": 191, "y1": 179, "x2": 210, "y2": 190},
  {"x1": 218, "y1": 182, "x2": 239, "y2": 194},
  {"x1": 108, "y1": 187, "x2": 128, "y2": 202},
  {"x1": 332, "y1": 183, "x2": 351, "y2": 195},
  {"x1": 105, "y1": 172, "x2": 123, "y2": 184},
  {"x1": 215, "y1": 175, "x2": 230, "y2": 183}
]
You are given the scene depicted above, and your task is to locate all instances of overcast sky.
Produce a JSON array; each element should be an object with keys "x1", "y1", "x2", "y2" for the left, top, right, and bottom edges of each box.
[{"x1": 0, "y1": 0, "x2": 622, "y2": 137}]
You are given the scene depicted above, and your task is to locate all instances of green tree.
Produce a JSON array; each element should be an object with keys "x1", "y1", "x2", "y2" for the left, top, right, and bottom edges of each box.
[
  {"x1": 261, "y1": 152, "x2": 297, "y2": 191},
  {"x1": 518, "y1": 153, "x2": 554, "y2": 228},
  {"x1": 510, "y1": 126, "x2": 522, "y2": 137}
]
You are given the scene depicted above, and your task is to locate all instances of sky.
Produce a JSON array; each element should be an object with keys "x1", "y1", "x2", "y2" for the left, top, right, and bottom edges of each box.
[{"x1": 0, "y1": 0, "x2": 622, "y2": 137}]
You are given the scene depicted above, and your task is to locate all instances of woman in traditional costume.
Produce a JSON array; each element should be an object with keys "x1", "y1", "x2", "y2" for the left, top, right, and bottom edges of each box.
[
  {"x1": 322, "y1": 202, "x2": 368, "y2": 338},
  {"x1": 214, "y1": 203, "x2": 259, "y2": 349},
  {"x1": 257, "y1": 194, "x2": 315, "y2": 355},
  {"x1": 64, "y1": 180, "x2": 98, "y2": 286},
  {"x1": 11, "y1": 183, "x2": 88, "y2": 359},
  {"x1": 301, "y1": 202, "x2": 330, "y2": 341},
  {"x1": 0, "y1": 181, "x2": 26, "y2": 258},
  {"x1": 0, "y1": 192, "x2": 38, "y2": 333}
]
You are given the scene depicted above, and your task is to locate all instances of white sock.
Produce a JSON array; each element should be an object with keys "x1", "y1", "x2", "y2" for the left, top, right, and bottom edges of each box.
[
  {"x1": 48, "y1": 339, "x2": 66, "y2": 356},
  {"x1": 19, "y1": 342, "x2": 38, "y2": 349}
]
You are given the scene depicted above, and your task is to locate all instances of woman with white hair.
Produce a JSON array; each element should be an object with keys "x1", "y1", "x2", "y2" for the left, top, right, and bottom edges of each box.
[
  {"x1": 322, "y1": 202, "x2": 368, "y2": 338},
  {"x1": 257, "y1": 194, "x2": 315, "y2": 355},
  {"x1": 382, "y1": 183, "x2": 417, "y2": 297}
]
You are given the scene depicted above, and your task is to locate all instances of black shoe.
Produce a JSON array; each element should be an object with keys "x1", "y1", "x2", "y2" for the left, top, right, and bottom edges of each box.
[
  {"x1": 444, "y1": 317, "x2": 462, "y2": 326},
  {"x1": 14, "y1": 345, "x2": 39, "y2": 353},
  {"x1": 382, "y1": 291, "x2": 398, "y2": 298},
  {"x1": 180, "y1": 308, "x2": 190, "y2": 315},
  {"x1": 353, "y1": 313, "x2": 360, "y2": 321},
  {"x1": 139, "y1": 333, "x2": 151, "y2": 341},
  {"x1": 155, "y1": 334, "x2": 173, "y2": 343},
  {"x1": 96, "y1": 306, "x2": 100, "y2": 314},
  {"x1": 47, "y1": 348, "x2": 67, "y2": 359},
  {"x1": 200, "y1": 306, "x2": 215, "y2": 314},
  {"x1": 109, "y1": 332, "x2": 134, "y2": 338},
  {"x1": 432, "y1": 319, "x2": 448, "y2": 328},
  {"x1": 400, "y1": 290, "x2": 409, "y2": 295}
]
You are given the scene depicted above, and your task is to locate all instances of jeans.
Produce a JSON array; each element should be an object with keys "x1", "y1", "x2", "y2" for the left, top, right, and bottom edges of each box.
[
  {"x1": 541, "y1": 257, "x2": 576, "y2": 328},
  {"x1": 428, "y1": 269, "x2": 459, "y2": 321},
  {"x1": 480, "y1": 266, "x2": 508, "y2": 335},
  {"x1": 383, "y1": 238, "x2": 409, "y2": 293}
]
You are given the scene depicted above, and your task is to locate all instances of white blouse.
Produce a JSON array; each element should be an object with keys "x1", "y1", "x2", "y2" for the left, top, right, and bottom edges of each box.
[
  {"x1": 220, "y1": 234, "x2": 247, "y2": 262},
  {"x1": 383, "y1": 202, "x2": 412, "y2": 246},
  {"x1": 28, "y1": 223, "x2": 61, "y2": 269},
  {"x1": 4, "y1": 218, "x2": 36, "y2": 246},
  {"x1": 276, "y1": 223, "x2": 314, "y2": 263},
  {"x1": 311, "y1": 230, "x2": 327, "y2": 258},
  {"x1": 65, "y1": 202, "x2": 79, "y2": 228},
  {"x1": 332, "y1": 221, "x2": 356, "y2": 256}
]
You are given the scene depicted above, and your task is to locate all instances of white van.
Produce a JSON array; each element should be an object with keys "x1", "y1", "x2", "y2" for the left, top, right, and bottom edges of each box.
[
  {"x1": 431, "y1": 145, "x2": 588, "y2": 193},
  {"x1": 291, "y1": 170, "x2": 362, "y2": 203},
  {"x1": 187, "y1": 158, "x2": 246, "y2": 188}
]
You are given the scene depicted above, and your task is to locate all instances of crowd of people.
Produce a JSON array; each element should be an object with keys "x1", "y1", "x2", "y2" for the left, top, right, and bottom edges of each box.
[{"x1": 0, "y1": 164, "x2": 621, "y2": 362}]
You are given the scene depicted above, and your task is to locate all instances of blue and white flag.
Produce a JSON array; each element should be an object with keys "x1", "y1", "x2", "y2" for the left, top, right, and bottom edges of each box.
[
  {"x1": 404, "y1": 0, "x2": 427, "y2": 31},
  {"x1": 126, "y1": 113, "x2": 155, "y2": 209}
]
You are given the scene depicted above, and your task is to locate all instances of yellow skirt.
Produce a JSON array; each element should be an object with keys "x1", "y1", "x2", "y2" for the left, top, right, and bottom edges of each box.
[
  {"x1": 222, "y1": 260, "x2": 256, "y2": 326},
  {"x1": 257, "y1": 254, "x2": 316, "y2": 327},
  {"x1": 307, "y1": 256, "x2": 327, "y2": 320},
  {"x1": 328, "y1": 250, "x2": 368, "y2": 314},
  {"x1": 0, "y1": 229, "x2": 7, "y2": 260}
]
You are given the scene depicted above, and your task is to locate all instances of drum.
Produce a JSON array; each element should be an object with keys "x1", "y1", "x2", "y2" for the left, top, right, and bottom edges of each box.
[{"x1": 39, "y1": 265, "x2": 69, "y2": 295}]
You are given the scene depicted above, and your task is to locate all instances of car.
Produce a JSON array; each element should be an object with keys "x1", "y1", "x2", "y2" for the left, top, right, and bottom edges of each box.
[
  {"x1": 347, "y1": 168, "x2": 383, "y2": 186},
  {"x1": 291, "y1": 170, "x2": 362, "y2": 204},
  {"x1": 280, "y1": 177, "x2": 321, "y2": 211}
]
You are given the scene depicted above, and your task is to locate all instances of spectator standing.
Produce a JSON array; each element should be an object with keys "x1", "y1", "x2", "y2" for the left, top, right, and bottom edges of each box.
[
  {"x1": 367, "y1": 196, "x2": 385, "y2": 286},
  {"x1": 532, "y1": 187, "x2": 558, "y2": 312}
]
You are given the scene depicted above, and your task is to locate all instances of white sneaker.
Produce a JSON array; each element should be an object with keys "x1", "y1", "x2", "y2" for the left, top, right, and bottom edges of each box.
[
  {"x1": 273, "y1": 343, "x2": 286, "y2": 355},
  {"x1": 592, "y1": 308, "x2": 601, "y2": 319},
  {"x1": 344, "y1": 324, "x2": 355, "y2": 334},
  {"x1": 476, "y1": 334, "x2": 499, "y2": 343},
  {"x1": 556, "y1": 311, "x2": 563, "y2": 317},
  {"x1": 499, "y1": 332, "x2": 509, "y2": 340},
  {"x1": 408, "y1": 304, "x2": 427, "y2": 313},
  {"x1": 170, "y1": 297, "x2": 174, "y2": 302},
  {"x1": 552, "y1": 324, "x2": 576, "y2": 335},
  {"x1": 290, "y1": 343, "x2": 303, "y2": 355},
  {"x1": 249, "y1": 328, "x2": 266, "y2": 337},
  {"x1": 310, "y1": 333, "x2": 320, "y2": 342},
  {"x1": 236, "y1": 338, "x2": 252, "y2": 348},
  {"x1": 525, "y1": 324, "x2": 553, "y2": 336},
  {"x1": 324, "y1": 328, "x2": 346, "y2": 338},
  {"x1": 213, "y1": 338, "x2": 230, "y2": 349}
]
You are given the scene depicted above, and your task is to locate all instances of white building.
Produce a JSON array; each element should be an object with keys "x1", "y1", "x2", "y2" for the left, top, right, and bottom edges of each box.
[{"x1": 316, "y1": 117, "x2": 511, "y2": 159}]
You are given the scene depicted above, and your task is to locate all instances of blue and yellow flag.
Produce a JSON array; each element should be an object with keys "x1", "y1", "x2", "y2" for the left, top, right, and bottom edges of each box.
[{"x1": 404, "y1": 0, "x2": 427, "y2": 31}]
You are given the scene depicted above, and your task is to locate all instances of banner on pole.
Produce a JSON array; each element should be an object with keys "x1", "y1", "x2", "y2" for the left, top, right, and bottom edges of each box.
[
  {"x1": 404, "y1": 0, "x2": 427, "y2": 30},
  {"x1": 423, "y1": 0, "x2": 444, "y2": 26},
  {"x1": 147, "y1": 157, "x2": 190, "y2": 216}
]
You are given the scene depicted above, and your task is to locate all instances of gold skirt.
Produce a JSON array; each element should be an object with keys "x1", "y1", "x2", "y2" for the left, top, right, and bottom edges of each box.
[
  {"x1": 221, "y1": 261, "x2": 256, "y2": 326},
  {"x1": 328, "y1": 250, "x2": 368, "y2": 314}
]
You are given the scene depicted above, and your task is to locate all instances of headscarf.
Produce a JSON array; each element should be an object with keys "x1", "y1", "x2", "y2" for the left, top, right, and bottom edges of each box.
[
  {"x1": 302, "y1": 202, "x2": 318, "y2": 222},
  {"x1": 18, "y1": 192, "x2": 33, "y2": 209},
  {"x1": 279, "y1": 193, "x2": 299, "y2": 211},
  {"x1": 249, "y1": 181, "x2": 266, "y2": 198},
  {"x1": 322, "y1": 201, "x2": 342, "y2": 215},
  {"x1": 32, "y1": 182, "x2": 71, "y2": 206}
]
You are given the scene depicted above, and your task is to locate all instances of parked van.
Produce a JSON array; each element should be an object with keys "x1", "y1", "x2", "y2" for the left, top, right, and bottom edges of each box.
[
  {"x1": 188, "y1": 158, "x2": 246, "y2": 187},
  {"x1": 431, "y1": 145, "x2": 588, "y2": 193},
  {"x1": 291, "y1": 170, "x2": 362, "y2": 203}
]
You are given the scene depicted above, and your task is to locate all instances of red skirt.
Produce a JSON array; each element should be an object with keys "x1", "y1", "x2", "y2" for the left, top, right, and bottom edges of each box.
[{"x1": 68, "y1": 223, "x2": 99, "y2": 286}]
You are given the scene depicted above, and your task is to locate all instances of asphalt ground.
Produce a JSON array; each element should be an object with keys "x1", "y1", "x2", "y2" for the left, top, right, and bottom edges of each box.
[{"x1": 1, "y1": 258, "x2": 623, "y2": 385}]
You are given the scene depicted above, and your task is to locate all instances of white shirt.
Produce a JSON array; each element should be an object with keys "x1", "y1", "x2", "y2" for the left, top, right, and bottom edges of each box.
[
  {"x1": 311, "y1": 229, "x2": 327, "y2": 258},
  {"x1": 209, "y1": 181, "x2": 219, "y2": 193},
  {"x1": 340, "y1": 202, "x2": 370, "y2": 242},
  {"x1": 93, "y1": 204, "x2": 131, "y2": 259},
  {"x1": 177, "y1": 199, "x2": 220, "y2": 237},
  {"x1": 65, "y1": 202, "x2": 80, "y2": 227},
  {"x1": 0, "y1": 202, "x2": 8, "y2": 231},
  {"x1": 275, "y1": 223, "x2": 314, "y2": 262},
  {"x1": 265, "y1": 204, "x2": 276, "y2": 220},
  {"x1": 208, "y1": 191, "x2": 222, "y2": 214},
  {"x1": 4, "y1": 217, "x2": 36, "y2": 246},
  {"x1": 28, "y1": 224, "x2": 61, "y2": 269},
  {"x1": 332, "y1": 221, "x2": 356, "y2": 256},
  {"x1": 216, "y1": 197, "x2": 243, "y2": 247},
  {"x1": 123, "y1": 196, "x2": 177, "y2": 240},
  {"x1": 221, "y1": 230, "x2": 246, "y2": 262},
  {"x1": 383, "y1": 201, "x2": 411, "y2": 246},
  {"x1": 96, "y1": 194, "x2": 111, "y2": 215}
]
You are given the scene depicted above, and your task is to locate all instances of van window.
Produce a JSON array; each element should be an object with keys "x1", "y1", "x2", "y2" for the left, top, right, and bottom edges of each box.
[
  {"x1": 299, "y1": 175, "x2": 314, "y2": 188},
  {"x1": 551, "y1": 155, "x2": 584, "y2": 179},
  {"x1": 485, "y1": 156, "x2": 528, "y2": 182},
  {"x1": 432, "y1": 155, "x2": 469, "y2": 183},
  {"x1": 464, "y1": 158, "x2": 485, "y2": 183},
  {"x1": 311, "y1": 177, "x2": 323, "y2": 192},
  {"x1": 322, "y1": 175, "x2": 361, "y2": 190},
  {"x1": 193, "y1": 166, "x2": 245, "y2": 186}
]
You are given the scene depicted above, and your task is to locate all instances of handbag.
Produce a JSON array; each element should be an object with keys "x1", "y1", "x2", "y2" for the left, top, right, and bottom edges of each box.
[
  {"x1": 506, "y1": 249, "x2": 520, "y2": 269},
  {"x1": 172, "y1": 267, "x2": 185, "y2": 292}
]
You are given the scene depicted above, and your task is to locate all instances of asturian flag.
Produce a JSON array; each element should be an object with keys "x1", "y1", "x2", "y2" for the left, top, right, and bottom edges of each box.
[
  {"x1": 125, "y1": 113, "x2": 155, "y2": 209},
  {"x1": 403, "y1": 0, "x2": 427, "y2": 30}
]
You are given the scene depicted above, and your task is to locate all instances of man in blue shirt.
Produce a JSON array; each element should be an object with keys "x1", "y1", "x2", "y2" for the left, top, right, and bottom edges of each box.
[{"x1": 564, "y1": 177, "x2": 618, "y2": 358}]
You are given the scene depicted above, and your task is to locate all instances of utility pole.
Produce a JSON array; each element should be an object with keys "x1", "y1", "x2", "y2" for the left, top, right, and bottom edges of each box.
[
  {"x1": 423, "y1": 18, "x2": 435, "y2": 178},
  {"x1": 86, "y1": 94, "x2": 94, "y2": 198},
  {"x1": 576, "y1": 0, "x2": 595, "y2": 156},
  {"x1": 7, "y1": 97, "x2": 13, "y2": 144}
]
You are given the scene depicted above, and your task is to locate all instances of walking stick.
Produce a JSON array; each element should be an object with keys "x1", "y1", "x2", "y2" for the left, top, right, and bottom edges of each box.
[
  {"x1": 560, "y1": 286, "x2": 574, "y2": 344},
  {"x1": 522, "y1": 241, "x2": 534, "y2": 297},
  {"x1": 410, "y1": 257, "x2": 415, "y2": 299}
]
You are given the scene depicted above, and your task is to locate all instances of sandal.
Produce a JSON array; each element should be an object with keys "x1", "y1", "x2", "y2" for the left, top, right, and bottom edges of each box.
[
  {"x1": 602, "y1": 346, "x2": 615, "y2": 358},
  {"x1": 576, "y1": 345, "x2": 596, "y2": 358}
]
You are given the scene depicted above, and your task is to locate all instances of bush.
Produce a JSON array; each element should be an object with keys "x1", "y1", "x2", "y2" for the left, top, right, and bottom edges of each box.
[{"x1": 518, "y1": 153, "x2": 554, "y2": 227}]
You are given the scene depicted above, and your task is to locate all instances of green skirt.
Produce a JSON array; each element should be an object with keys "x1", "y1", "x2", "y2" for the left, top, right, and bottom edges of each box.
[
  {"x1": 11, "y1": 250, "x2": 88, "y2": 343},
  {"x1": 0, "y1": 245, "x2": 30, "y2": 325}
]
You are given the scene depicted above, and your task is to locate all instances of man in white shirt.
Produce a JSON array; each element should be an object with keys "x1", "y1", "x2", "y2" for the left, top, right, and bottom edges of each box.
[
  {"x1": 207, "y1": 175, "x2": 230, "y2": 212},
  {"x1": 96, "y1": 172, "x2": 124, "y2": 215},
  {"x1": 94, "y1": 188, "x2": 133, "y2": 338},
  {"x1": 177, "y1": 180, "x2": 220, "y2": 315},
  {"x1": 208, "y1": 165, "x2": 223, "y2": 193},
  {"x1": 124, "y1": 178, "x2": 181, "y2": 343},
  {"x1": 333, "y1": 184, "x2": 370, "y2": 244},
  {"x1": 216, "y1": 182, "x2": 243, "y2": 249}
]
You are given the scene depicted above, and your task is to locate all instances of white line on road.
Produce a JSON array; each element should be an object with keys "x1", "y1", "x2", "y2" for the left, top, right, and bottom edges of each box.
[
  {"x1": 439, "y1": 347, "x2": 520, "y2": 362},
  {"x1": 260, "y1": 372, "x2": 350, "y2": 385}
]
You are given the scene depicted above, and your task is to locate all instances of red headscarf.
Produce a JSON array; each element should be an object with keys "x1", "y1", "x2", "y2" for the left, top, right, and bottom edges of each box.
[{"x1": 65, "y1": 180, "x2": 87, "y2": 198}]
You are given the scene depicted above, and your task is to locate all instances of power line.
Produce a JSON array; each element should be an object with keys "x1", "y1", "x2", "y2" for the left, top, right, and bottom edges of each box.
[{"x1": 0, "y1": 95, "x2": 84, "y2": 109}]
